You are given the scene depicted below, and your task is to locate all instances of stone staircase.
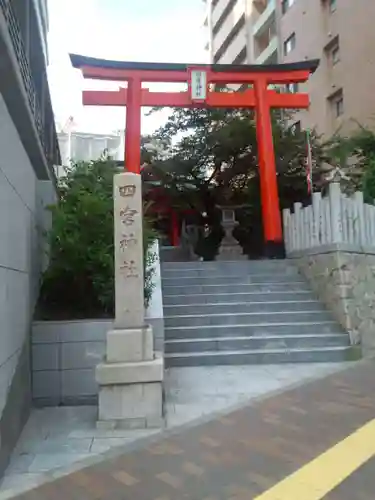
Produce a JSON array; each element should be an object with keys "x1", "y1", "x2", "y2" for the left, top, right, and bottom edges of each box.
[{"x1": 161, "y1": 260, "x2": 353, "y2": 367}]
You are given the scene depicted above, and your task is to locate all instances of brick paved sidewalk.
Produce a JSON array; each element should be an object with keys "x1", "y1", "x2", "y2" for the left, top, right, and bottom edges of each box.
[{"x1": 9, "y1": 361, "x2": 375, "y2": 499}]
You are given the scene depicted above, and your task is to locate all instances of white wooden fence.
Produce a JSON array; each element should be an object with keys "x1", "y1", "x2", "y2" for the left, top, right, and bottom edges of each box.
[{"x1": 283, "y1": 182, "x2": 375, "y2": 253}]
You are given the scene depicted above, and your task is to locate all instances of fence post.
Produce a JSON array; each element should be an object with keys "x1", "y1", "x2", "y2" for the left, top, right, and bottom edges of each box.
[
  {"x1": 321, "y1": 197, "x2": 330, "y2": 244},
  {"x1": 341, "y1": 195, "x2": 348, "y2": 242},
  {"x1": 294, "y1": 202, "x2": 302, "y2": 250},
  {"x1": 291, "y1": 211, "x2": 298, "y2": 252},
  {"x1": 282, "y1": 209, "x2": 291, "y2": 253},
  {"x1": 364, "y1": 204, "x2": 372, "y2": 245},
  {"x1": 301, "y1": 206, "x2": 307, "y2": 249},
  {"x1": 347, "y1": 196, "x2": 354, "y2": 244},
  {"x1": 312, "y1": 192, "x2": 321, "y2": 247},
  {"x1": 370, "y1": 204, "x2": 375, "y2": 246},
  {"x1": 354, "y1": 191, "x2": 366, "y2": 245},
  {"x1": 328, "y1": 182, "x2": 343, "y2": 244},
  {"x1": 305, "y1": 205, "x2": 312, "y2": 249}
]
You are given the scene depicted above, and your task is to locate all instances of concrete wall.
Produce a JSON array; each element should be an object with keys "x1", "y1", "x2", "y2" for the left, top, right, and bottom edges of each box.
[
  {"x1": 290, "y1": 244, "x2": 375, "y2": 356},
  {"x1": 31, "y1": 241, "x2": 165, "y2": 406},
  {"x1": 32, "y1": 319, "x2": 110, "y2": 407},
  {"x1": 32, "y1": 315, "x2": 164, "y2": 407},
  {"x1": 0, "y1": 93, "x2": 55, "y2": 475}
]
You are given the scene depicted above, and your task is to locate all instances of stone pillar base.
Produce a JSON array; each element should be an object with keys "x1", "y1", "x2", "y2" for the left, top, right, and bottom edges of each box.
[
  {"x1": 216, "y1": 219, "x2": 247, "y2": 261},
  {"x1": 96, "y1": 353, "x2": 164, "y2": 429}
]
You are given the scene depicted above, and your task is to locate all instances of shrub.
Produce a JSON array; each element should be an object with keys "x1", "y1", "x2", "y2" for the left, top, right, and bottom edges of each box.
[{"x1": 37, "y1": 158, "x2": 156, "y2": 320}]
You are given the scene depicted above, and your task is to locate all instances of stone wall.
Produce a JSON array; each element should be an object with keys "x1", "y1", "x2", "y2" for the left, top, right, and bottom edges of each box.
[
  {"x1": 0, "y1": 93, "x2": 55, "y2": 477},
  {"x1": 289, "y1": 244, "x2": 375, "y2": 356}
]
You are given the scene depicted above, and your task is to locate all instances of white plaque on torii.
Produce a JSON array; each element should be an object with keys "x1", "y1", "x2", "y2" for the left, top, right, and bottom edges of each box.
[{"x1": 190, "y1": 69, "x2": 207, "y2": 102}]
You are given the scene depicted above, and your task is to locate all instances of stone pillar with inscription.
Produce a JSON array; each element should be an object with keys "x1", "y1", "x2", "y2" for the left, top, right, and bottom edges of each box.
[{"x1": 96, "y1": 172, "x2": 164, "y2": 429}]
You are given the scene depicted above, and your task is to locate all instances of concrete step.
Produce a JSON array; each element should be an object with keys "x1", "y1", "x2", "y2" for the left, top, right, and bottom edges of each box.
[
  {"x1": 164, "y1": 310, "x2": 332, "y2": 328},
  {"x1": 162, "y1": 274, "x2": 302, "y2": 286},
  {"x1": 164, "y1": 300, "x2": 325, "y2": 316},
  {"x1": 165, "y1": 334, "x2": 349, "y2": 354},
  {"x1": 161, "y1": 266, "x2": 300, "y2": 279},
  {"x1": 161, "y1": 259, "x2": 287, "y2": 270},
  {"x1": 161, "y1": 260, "x2": 353, "y2": 367},
  {"x1": 163, "y1": 291, "x2": 316, "y2": 305},
  {"x1": 162, "y1": 282, "x2": 310, "y2": 295},
  {"x1": 165, "y1": 346, "x2": 354, "y2": 367},
  {"x1": 165, "y1": 322, "x2": 344, "y2": 340}
]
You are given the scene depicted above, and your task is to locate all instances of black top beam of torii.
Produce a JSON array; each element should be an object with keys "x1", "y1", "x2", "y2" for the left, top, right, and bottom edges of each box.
[{"x1": 70, "y1": 53, "x2": 320, "y2": 75}]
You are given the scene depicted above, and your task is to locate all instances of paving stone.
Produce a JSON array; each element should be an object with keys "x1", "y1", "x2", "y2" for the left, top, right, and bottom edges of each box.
[
  {"x1": 27, "y1": 453, "x2": 93, "y2": 473},
  {"x1": 0, "y1": 361, "x2": 357, "y2": 498},
  {"x1": 9, "y1": 361, "x2": 375, "y2": 499},
  {"x1": 89, "y1": 438, "x2": 136, "y2": 454}
]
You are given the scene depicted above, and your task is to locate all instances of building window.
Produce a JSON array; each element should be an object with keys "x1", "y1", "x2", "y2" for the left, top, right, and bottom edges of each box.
[
  {"x1": 329, "y1": 91, "x2": 344, "y2": 118},
  {"x1": 331, "y1": 44, "x2": 340, "y2": 65},
  {"x1": 286, "y1": 83, "x2": 299, "y2": 93},
  {"x1": 284, "y1": 33, "x2": 296, "y2": 55},
  {"x1": 329, "y1": 0, "x2": 337, "y2": 13},
  {"x1": 281, "y1": 0, "x2": 296, "y2": 15},
  {"x1": 335, "y1": 96, "x2": 344, "y2": 117}
]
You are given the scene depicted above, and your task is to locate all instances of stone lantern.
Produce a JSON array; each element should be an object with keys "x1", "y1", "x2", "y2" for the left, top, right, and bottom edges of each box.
[{"x1": 216, "y1": 205, "x2": 247, "y2": 261}]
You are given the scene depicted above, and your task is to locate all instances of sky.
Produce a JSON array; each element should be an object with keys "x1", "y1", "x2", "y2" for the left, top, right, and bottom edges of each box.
[{"x1": 47, "y1": 0, "x2": 207, "y2": 135}]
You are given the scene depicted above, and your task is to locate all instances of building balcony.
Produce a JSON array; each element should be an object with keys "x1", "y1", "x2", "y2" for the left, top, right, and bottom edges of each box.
[
  {"x1": 0, "y1": 0, "x2": 60, "y2": 180},
  {"x1": 212, "y1": 0, "x2": 232, "y2": 30},
  {"x1": 215, "y1": 24, "x2": 247, "y2": 64},
  {"x1": 212, "y1": 0, "x2": 244, "y2": 56},
  {"x1": 255, "y1": 35, "x2": 278, "y2": 64},
  {"x1": 252, "y1": 0, "x2": 276, "y2": 38}
]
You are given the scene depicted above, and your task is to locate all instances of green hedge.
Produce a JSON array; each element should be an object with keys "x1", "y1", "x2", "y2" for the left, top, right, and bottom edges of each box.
[{"x1": 37, "y1": 158, "x2": 156, "y2": 320}]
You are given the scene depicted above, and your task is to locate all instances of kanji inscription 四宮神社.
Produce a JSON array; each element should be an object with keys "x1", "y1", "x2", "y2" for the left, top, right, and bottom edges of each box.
[{"x1": 113, "y1": 172, "x2": 144, "y2": 328}]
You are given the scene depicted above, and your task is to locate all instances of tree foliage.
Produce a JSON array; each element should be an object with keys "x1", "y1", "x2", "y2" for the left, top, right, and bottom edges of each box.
[
  {"x1": 321, "y1": 124, "x2": 375, "y2": 193},
  {"x1": 37, "y1": 157, "x2": 156, "y2": 320},
  {"x1": 143, "y1": 105, "x2": 324, "y2": 257},
  {"x1": 147, "y1": 106, "x2": 324, "y2": 209}
]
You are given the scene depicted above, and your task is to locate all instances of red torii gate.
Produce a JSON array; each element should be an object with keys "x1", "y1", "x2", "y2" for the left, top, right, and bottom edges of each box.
[{"x1": 70, "y1": 55, "x2": 319, "y2": 257}]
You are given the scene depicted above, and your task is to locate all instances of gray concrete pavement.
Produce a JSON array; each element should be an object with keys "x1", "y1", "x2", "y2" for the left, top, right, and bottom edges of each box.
[{"x1": 0, "y1": 362, "x2": 351, "y2": 496}]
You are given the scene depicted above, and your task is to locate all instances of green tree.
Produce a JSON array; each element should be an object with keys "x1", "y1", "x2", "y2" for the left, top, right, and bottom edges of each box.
[
  {"x1": 321, "y1": 123, "x2": 375, "y2": 193},
  {"x1": 143, "y1": 106, "x2": 324, "y2": 257},
  {"x1": 148, "y1": 107, "x2": 323, "y2": 211},
  {"x1": 38, "y1": 157, "x2": 156, "y2": 320}
]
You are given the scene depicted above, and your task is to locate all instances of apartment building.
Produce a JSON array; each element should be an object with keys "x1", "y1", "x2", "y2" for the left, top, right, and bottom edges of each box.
[
  {"x1": 57, "y1": 130, "x2": 125, "y2": 173},
  {"x1": 204, "y1": 0, "x2": 375, "y2": 137},
  {"x1": 204, "y1": 0, "x2": 279, "y2": 65},
  {"x1": 0, "y1": 0, "x2": 60, "y2": 477},
  {"x1": 279, "y1": 0, "x2": 375, "y2": 137}
]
